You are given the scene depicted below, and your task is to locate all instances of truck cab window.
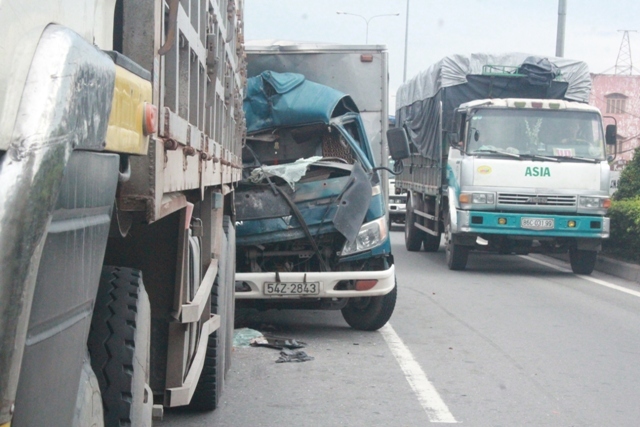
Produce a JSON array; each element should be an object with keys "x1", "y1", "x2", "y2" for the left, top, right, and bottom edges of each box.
[
  {"x1": 466, "y1": 108, "x2": 605, "y2": 160},
  {"x1": 343, "y1": 120, "x2": 364, "y2": 147}
]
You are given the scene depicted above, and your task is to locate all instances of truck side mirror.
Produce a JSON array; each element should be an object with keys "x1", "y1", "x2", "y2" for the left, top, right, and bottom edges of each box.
[
  {"x1": 387, "y1": 127, "x2": 410, "y2": 160},
  {"x1": 446, "y1": 131, "x2": 462, "y2": 149},
  {"x1": 605, "y1": 124, "x2": 617, "y2": 145}
]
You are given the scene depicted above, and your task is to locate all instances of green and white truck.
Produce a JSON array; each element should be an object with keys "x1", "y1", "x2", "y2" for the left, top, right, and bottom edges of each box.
[{"x1": 390, "y1": 53, "x2": 616, "y2": 274}]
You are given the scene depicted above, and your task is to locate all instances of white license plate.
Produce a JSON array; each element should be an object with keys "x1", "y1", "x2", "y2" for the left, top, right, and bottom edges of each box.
[
  {"x1": 264, "y1": 282, "x2": 320, "y2": 295},
  {"x1": 521, "y1": 217, "x2": 555, "y2": 230}
]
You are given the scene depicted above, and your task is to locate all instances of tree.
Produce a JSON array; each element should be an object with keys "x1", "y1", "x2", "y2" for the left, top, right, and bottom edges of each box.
[{"x1": 614, "y1": 147, "x2": 640, "y2": 200}]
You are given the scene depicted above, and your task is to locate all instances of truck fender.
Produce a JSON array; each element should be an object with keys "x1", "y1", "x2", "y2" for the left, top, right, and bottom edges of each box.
[
  {"x1": 446, "y1": 186, "x2": 459, "y2": 233},
  {"x1": 0, "y1": 24, "x2": 116, "y2": 426}
]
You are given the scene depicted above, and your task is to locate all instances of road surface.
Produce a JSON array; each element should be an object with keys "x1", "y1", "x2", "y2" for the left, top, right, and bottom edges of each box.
[{"x1": 158, "y1": 230, "x2": 640, "y2": 426}]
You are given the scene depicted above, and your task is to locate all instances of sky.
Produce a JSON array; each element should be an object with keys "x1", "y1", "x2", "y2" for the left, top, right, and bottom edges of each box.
[{"x1": 243, "y1": 0, "x2": 640, "y2": 111}]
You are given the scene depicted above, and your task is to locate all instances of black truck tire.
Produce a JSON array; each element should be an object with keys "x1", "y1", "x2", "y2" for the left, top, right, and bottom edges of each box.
[
  {"x1": 445, "y1": 216, "x2": 469, "y2": 271},
  {"x1": 189, "y1": 216, "x2": 234, "y2": 411},
  {"x1": 422, "y1": 198, "x2": 441, "y2": 252},
  {"x1": 569, "y1": 247, "x2": 597, "y2": 275},
  {"x1": 423, "y1": 232, "x2": 442, "y2": 252},
  {"x1": 405, "y1": 194, "x2": 424, "y2": 251},
  {"x1": 188, "y1": 308, "x2": 223, "y2": 411},
  {"x1": 341, "y1": 282, "x2": 397, "y2": 331},
  {"x1": 88, "y1": 267, "x2": 152, "y2": 427}
]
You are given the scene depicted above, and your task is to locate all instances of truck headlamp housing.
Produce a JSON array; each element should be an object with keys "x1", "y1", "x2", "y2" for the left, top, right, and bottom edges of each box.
[
  {"x1": 459, "y1": 192, "x2": 495, "y2": 206},
  {"x1": 340, "y1": 216, "x2": 388, "y2": 256},
  {"x1": 579, "y1": 196, "x2": 610, "y2": 209},
  {"x1": 472, "y1": 193, "x2": 495, "y2": 204}
]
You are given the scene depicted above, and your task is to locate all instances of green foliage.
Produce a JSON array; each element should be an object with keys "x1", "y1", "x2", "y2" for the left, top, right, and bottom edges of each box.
[
  {"x1": 603, "y1": 198, "x2": 640, "y2": 263},
  {"x1": 614, "y1": 147, "x2": 640, "y2": 200}
]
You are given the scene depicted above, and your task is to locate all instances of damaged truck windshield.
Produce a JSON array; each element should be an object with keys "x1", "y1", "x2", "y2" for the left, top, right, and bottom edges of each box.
[{"x1": 235, "y1": 71, "x2": 396, "y2": 331}]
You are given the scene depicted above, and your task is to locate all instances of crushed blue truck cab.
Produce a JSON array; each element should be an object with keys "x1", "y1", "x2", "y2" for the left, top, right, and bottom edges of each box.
[{"x1": 234, "y1": 71, "x2": 396, "y2": 331}]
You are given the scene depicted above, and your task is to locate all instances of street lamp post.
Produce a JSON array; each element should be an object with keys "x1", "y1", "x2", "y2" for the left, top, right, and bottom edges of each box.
[
  {"x1": 336, "y1": 11, "x2": 400, "y2": 44},
  {"x1": 403, "y1": 0, "x2": 410, "y2": 82}
]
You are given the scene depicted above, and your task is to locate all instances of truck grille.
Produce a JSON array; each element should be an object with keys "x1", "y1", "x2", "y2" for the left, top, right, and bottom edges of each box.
[{"x1": 498, "y1": 193, "x2": 577, "y2": 207}]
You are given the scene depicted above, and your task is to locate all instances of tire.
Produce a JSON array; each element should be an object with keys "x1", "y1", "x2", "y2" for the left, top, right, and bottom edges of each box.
[
  {"x1": 445, "y1": 214, "x2": 469, "y2": 271},
  {"x1": 423, "y1": 232, "x2": 442, "y2": 252},
  {"x1": 189, "y1": 215, "x2": 234, "y2": 411},
  {"x1": 405, "y1": 194, "x2": 424, "y2": 251},
  {"x1": 569, "y1": 247, "x2": 597, "y2": 275},
  {"x1": 422, "y1": 198, "x2": 441, "y2": 252},
  {"x1": 341, "y1": 282, "x2": 397, "y2": 331},
  {"x1": 88, "y1": 267, "x2": 152, "y2": 427}
]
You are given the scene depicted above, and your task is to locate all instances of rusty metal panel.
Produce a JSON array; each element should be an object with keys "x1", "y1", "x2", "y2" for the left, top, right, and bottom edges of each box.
[
  {"x1": 113, "y1": 1, "x2": 245, "y2": 406},
  {"x1": 202, "y1": 137, "x2": 222, "y2": 187},
  {"x1": 118, "y1": 0, "x2": 245, "y2": 223}
]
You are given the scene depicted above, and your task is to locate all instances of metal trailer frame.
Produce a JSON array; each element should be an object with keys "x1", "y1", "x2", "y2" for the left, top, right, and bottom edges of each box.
[{"x1": 110, "y1": 0, "x2": 245, "y2": 409}]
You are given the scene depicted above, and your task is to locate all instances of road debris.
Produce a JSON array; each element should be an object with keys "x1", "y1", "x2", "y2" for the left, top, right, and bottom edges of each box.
[
  {"x1": 251, "y1": 336, "x2": 307, "y2": 350},
  {"x1": 276, "y1": 348, "x2": 315, "y2": 363},
  {"x1": 235, "y1": 328, "x2": 314, "y2": 362},
  {"x1": 233, "y1": 328, "x2": 265, "y2": 348}
]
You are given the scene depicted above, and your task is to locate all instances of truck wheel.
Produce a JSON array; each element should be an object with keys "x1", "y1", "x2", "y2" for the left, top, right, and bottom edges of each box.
[
  {"x1": 423, "y1": 232, "x2": 442, "y2": 252},
  {"x1": 88, "y1": 267, "x2": 152, "y2": 427},
  {"x1": 422, "y1": 198, "x2": 441, "y2": 252},
  {"x1": 569, "y1": 247, "x2": 597, "y2": 275},
  {"x1": 445, "y1": 217, "x2": 469, "y2": 271},
  {"x1": 189, "y1": 216, "x2": 234, "y2": 411},
  {"x1": 405, "y1": 194, "x2": 424, "y2": 251},
  {"x1": 188, "y1": 305, "x2": 223, "y2": 411},
  {"x1": 341, "y1": 282, "x2": 397, "y2": 331}
]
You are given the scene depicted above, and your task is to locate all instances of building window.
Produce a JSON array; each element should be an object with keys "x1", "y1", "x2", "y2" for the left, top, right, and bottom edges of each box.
[{"x1": 606, "y1": 93, "x2": 627, "y2": 114}]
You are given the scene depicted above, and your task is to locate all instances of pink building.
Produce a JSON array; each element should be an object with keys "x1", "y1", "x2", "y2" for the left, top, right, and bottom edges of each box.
[{"x1": 589, "y1": 74, "x2": 640, "y2": 169}]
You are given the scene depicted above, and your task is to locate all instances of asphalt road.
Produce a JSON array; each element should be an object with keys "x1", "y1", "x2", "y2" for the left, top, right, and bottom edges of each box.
[{"x1": 158, "y1": 230, "x2": 640, "y2": 427}]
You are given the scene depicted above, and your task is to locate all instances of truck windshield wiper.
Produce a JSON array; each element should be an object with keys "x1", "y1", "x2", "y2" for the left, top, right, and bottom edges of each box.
[
  {"x1": 469, "y1": 149, "x2": 521, "y2": 158},
  {"x1": 548, "y1": 155, "x2": 600, "y2": 164},
  {"x1": 519, "y1": 154, "x2": 560, "y2": 162}
]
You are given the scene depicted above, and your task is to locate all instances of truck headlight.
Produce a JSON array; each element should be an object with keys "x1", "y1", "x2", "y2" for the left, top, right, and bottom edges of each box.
[
  {"x1": 472, "y1": 193, "x2": 495, "y2": 204},
  {"x1": 459, "y1": 192, "x2": 495, "y2": 205},
  {"x1": 579, "y1": 196, "x2": 611, "y2": 209},
  {"x1": 340, "y1": 216, "x2": 388, "y2": 256}
]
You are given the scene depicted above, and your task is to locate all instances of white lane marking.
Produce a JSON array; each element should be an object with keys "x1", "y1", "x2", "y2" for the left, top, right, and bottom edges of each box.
[
  {"x1": 522, "y1": 256, "x2": 640, "y2": 298},
  {"x1": 380, "y1": 323, "x2": 458, "y2": 423}
]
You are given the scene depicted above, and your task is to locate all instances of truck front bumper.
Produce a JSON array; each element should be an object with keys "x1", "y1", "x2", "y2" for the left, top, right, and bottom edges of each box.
[
  {"x1": 388, "y1": 194, "x2": 407, "y2": 222},
  {"x1": 235, "y1": 264, "x2": 395, "y2": 299},
  {"x1": 455, "y1": 210, "x2": 610, "y2": 239}
]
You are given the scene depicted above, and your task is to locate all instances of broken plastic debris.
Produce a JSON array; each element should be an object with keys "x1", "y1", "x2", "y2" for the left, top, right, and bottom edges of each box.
[
  {"x1": 251, "y1": 336, "x2": 307, "y2": 350},
  {"x1": 250, "y1": 336, "x2": 269, "y2": 346},
  {"x1": 237, "y1": 330, "x2": 313, "y2": 361},
  {"x1": 276, "y1": 348, "x2": 315, "y2": 363},
  {"x1": 248, "y1": 156, "x2": 322, "y2": 190},
  {"x1": 233, "y1": 328, "x2": 264, "y2": 348}
]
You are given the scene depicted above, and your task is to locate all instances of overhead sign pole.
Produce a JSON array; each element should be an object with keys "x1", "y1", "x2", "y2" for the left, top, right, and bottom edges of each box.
[{"x1": 556, "y1": 0, "x2": 567, "y2": 57}]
